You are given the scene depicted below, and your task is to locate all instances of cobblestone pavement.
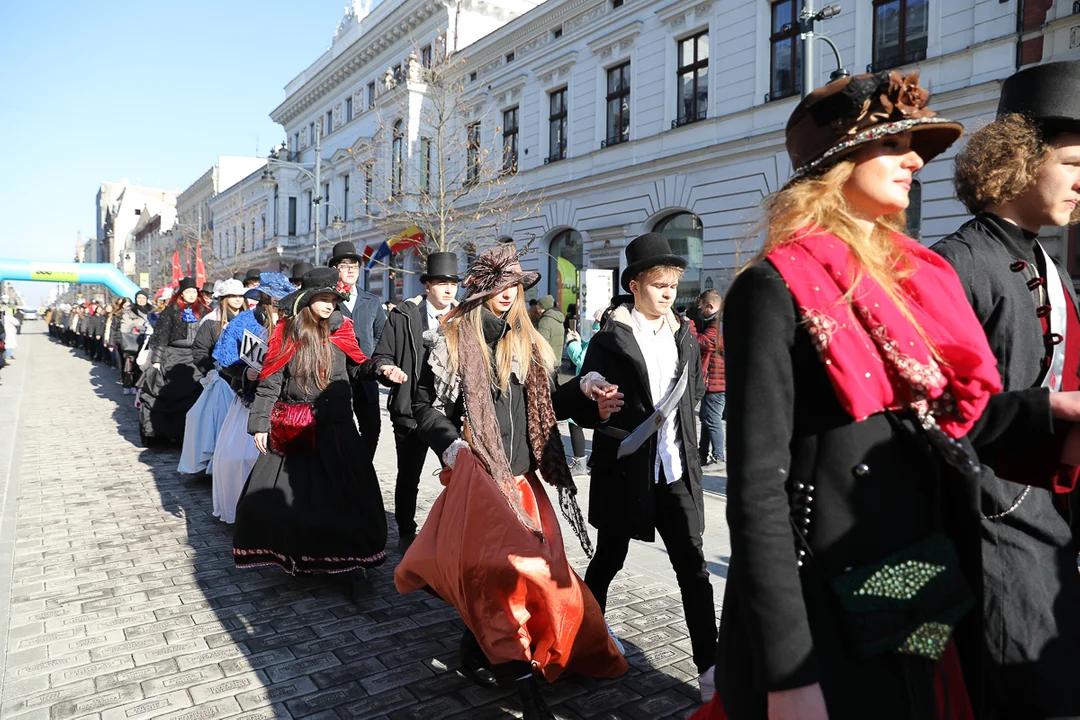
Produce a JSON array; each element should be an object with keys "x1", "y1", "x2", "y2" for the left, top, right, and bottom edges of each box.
[{"x1": 0, "y1": 326, "x2": 731, "y2": 720}]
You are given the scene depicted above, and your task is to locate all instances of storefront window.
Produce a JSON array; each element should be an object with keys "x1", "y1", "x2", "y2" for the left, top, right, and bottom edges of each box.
[
  {"x1": 548, "y1": 229, "x2": 583, "y2": 311},
  {"x1": 654, "y1": 212, "x2": 704, "y2": 309}
]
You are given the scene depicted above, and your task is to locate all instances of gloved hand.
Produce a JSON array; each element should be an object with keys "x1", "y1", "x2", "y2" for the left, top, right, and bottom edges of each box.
[{"x1": 442, "y1": 438, "x2": 470, "y2": 468}]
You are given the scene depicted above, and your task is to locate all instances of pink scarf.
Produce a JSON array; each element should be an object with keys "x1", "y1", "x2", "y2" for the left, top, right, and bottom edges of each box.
[{"x1": 767, "y1": 228, "x2": 1001, "y2": 438}]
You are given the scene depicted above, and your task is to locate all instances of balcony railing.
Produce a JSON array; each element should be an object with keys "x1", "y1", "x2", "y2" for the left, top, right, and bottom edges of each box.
[
  {"x1": 764, "y1": 87, "x2": 800, "y2": 104},
  {"x1": 866, "y1": 49, "x2": 928, "y2": 74},
  {"x1": 672, "y1": 112, "x2": 707, "y2": 129},
  {"x1": 601, "y1": 134, "x2": 628, "y2": 149}
]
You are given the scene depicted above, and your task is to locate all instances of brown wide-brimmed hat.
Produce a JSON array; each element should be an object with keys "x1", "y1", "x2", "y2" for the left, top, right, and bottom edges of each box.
[
  {"x1": 458, "y1": 245, "x2": 539, "y2": 311},
  {"x1": 786, "y1": 71, "x2": 963, "y2": 179}
]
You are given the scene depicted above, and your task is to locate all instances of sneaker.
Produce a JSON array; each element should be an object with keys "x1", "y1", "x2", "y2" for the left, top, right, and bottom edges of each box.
[
  {"x1": 569, "y1": 457, "x2": 589, "y2": 477},
  {"x1": 698, "y1": 665, "x2": 716, "y2": 703}
]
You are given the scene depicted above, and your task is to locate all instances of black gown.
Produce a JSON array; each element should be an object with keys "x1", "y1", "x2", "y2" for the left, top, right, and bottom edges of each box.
[
  {"x1": 934, "y1": 213, "x2": 1080, "y2": 720},
  {"x1": 233, "y1": 312, "x2": 387, "y2": 574},
  {"x1": 139, "y1": 303, "x2": 203, "y2": 443}
]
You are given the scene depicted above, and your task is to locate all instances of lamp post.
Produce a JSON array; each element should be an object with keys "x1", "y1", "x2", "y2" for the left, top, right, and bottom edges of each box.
[
  {"x1": 800, "y1": 2, "x2": 846, "y2": 98},
  {"x1": 261, "y1": 130, "x2": 324, "y2": 264}
]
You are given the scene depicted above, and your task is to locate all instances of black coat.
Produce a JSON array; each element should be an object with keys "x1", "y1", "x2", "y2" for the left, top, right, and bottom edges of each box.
[
  {"x1": 716, "y1": 261, "x2": 1063, "y2": 720},
  {"x1": 337, "y1": 288, "x2": 386, "y2": 405},
  {"x1": 141, "y1": 303, "x2": 205, "y2": 441},
  {"x1": 369, "y1": 295, "x2": 446, "y2": 431},
  {"x1": 567, "y1": 304, "x2": 705, "y2": 542},
  {"x1": 934, "y1": 213, "x2": 1080, "y2": 719},
  {"x1": 412, "y1": 311, "x2": 536, "y2": 477}
]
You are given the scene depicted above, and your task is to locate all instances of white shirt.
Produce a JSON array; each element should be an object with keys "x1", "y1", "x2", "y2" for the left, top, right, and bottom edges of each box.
[
  {"x1": 342, "y1": 288, "x2": 357, "y2": 315},
  {"x1": 629, "y1": 307, "x2": 683, "y2": 485},
  {"x1": 425, "y1": 299, "x2": 449, "y2": 330}
]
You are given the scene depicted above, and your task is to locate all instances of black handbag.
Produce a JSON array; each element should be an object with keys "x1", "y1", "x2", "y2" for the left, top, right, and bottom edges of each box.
[{"x1": 120, "y1": 331, "x2": 142, "y2": 354}]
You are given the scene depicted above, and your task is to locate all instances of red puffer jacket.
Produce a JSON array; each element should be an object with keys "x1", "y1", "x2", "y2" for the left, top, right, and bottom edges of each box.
[{"x1": 695, "y1": 316, "x2": 725, "y2": 392}]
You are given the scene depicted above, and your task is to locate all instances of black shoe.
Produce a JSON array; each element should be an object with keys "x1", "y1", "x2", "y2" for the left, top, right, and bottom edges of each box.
[
  {"x1": 459, "y1": 631, "x2": 497, "y2": 687},
  {"x1": 516, "y1": 675, "x2": 555, "y2": 720},
  {"x1": 347, "y1": 568, "x2": 372, "y2": 601},
  {"x1": 397, "y1": 531, "x2": 416, "y2": 553}
]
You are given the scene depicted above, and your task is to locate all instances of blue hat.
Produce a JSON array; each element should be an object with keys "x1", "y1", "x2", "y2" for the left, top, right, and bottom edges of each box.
[{"x1": 243, "y1": 272, "x2": 295, "y2": 300}]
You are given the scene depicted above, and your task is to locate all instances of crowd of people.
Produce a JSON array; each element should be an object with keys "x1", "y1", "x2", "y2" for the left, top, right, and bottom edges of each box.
[{"x1": 30, "y1": 60, "x2": 1080, "y2": 720}]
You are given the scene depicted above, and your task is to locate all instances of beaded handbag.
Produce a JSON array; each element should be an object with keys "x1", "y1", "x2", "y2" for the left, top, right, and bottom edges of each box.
[{"x1": 825, "y1": 532, "x2": 973, "y2": 661}]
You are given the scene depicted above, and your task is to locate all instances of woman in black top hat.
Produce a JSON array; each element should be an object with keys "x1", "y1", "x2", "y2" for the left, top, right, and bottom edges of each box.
[
  {"x1": 139, "y1": 277, "x2": 209, "y2": 445},
  {"x1": 234, "y1": 267, "x2": 406, "y2": 592},
  {"x1": 934, "y1": 60, "x2": 1080, "y2": 720}
]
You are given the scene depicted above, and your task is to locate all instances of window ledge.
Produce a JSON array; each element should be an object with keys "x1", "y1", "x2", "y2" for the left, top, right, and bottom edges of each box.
[
  {"x1": 671, "y1": 114, "x2": 707, "y2": 129},
  {"x1": 601, "y1": 136, "x2": 629, "y2": 149}
]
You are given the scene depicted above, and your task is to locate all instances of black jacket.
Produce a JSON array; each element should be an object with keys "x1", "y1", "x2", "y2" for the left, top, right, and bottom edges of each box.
[
  {"x1": 369, "y1": 295, "x2": 449, "y2": 431},
  {"x1": 337, "y1": 287, "x2": 386, "y2": 404},
  {"x1": 934, "y1": 213, "x2": 1080, "y2": 719},
  {"x1": 566, "y1": 303, "x2": 705, "y2": 542},
  {"x1": 413, "y1": 311, "x2": 541, "y2": 476},
  {"x1": 191, "y1": 309, "x2": 238, "y2": 377},
  {"x1": 716, "y1": 261, "x2": 1063, "y2": 720}
]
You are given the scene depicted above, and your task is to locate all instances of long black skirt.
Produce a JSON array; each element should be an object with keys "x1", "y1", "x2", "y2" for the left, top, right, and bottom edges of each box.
[
  {"x1": 233, "y1": 418, "x2": 387, "y2": 574},
  {"x1": 138, "y1": 348, "x2": 201, "y2": 443}
]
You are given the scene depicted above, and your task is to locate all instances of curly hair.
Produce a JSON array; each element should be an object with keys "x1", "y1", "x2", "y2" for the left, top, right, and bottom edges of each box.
[{"x1": 954, "y1": 113, "x2": 1050, "y2": 214}]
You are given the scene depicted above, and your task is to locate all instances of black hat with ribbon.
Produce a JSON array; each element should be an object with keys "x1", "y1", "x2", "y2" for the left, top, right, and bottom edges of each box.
[
  {"x1": 419, "y1": 252, "x2": 462, "y2": 284},
  {"x1": 278, "y1": 267, "x2": 348, "y2": 316},
  {"x1": 998, "y1": 60, "x2": 1080, "y2": 134},
  {"x1": 289, "y1": 262, "x2": 314, "y2": 284},
  {"x1": 327, "y1": 241, "x2": 363, "y2": 267},
  {"x1": 620, "y1": 233, "x2": 687, "y2": 292}
]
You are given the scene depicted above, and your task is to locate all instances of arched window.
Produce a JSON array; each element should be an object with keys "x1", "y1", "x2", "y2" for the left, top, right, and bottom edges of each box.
[
  {"x1": 654, "y1": 211, "x2": 704, "y2": 308},
  {"x1": 391, "y1": 120, "x2": 404, "y2": 196},
  {"x1": 548, "y1": 229, "x2": 583, "y2": 310},
  {"x1": 905, "y1": 178, "x2": 923, "y2": 240}
]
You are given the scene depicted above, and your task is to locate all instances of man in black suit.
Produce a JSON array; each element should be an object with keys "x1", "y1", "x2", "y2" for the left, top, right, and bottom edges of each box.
[{"x1": 328, "y1": 241, "x2": 387, "y2": 462}]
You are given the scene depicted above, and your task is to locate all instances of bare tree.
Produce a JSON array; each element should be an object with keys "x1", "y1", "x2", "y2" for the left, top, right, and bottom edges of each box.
[{"x1": 352, "y1": 34, "x2": 543, "y2": 266}]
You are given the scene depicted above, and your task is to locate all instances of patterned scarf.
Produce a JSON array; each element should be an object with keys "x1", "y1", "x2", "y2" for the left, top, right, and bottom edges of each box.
[{"x1": 767, "y1": 228, "x2": 1000, "y2": 454}]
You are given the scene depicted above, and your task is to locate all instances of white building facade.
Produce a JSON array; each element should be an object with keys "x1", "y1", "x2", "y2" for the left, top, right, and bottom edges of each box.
[{"x1": 257, "y1": 0, "x2": 1080, "y2": 306}]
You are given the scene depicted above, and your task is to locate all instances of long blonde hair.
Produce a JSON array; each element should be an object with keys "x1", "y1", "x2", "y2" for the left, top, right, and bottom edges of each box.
[{"x1": 444, "y1": 287, "x2": 557, "y2": 391}]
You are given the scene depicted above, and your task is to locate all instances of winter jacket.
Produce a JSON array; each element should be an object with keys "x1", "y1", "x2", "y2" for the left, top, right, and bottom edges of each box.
[
  {"x1": 369, "y1": 294, "x2": 454, "y2": 431},
  {"x1": 192, "y1": 311, "x2": 230, "y2": 376},
  {"x1": 537, "y1": 308, "x2": 566, "y2": 357},
  {"x1": 337, "y1": 286, "x2": 387, "y2": 405},
  {"x1": 120, "y1": 307, "x2": 149, "y2": 336},
  {"x1": 696, "y1": 314, "x2": 726, "y2": 393}
]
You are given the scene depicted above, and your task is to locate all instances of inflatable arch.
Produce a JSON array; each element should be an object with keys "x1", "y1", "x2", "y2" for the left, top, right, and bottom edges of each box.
[{"x1": 0, "y1": 259, "x2": 141, "y2": 300}]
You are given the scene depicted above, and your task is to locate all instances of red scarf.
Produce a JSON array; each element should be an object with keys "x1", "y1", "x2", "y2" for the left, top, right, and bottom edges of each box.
[
  {"x1": 259, "y1": 315, "x2": 368, "y2": 381},
  {"x1": 767, "y1": 228, "x2": 1001, "y2": 438}
]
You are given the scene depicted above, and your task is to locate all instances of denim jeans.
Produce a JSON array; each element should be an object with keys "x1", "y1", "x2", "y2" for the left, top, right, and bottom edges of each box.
[{"x1": 698, "y1": 391, "x2": 725, "y2": 462}]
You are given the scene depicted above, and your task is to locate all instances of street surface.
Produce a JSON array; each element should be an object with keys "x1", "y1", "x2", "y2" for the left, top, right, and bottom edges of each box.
[{"x1": 0, "y1": 325, "x2": 731, "y2": 719}]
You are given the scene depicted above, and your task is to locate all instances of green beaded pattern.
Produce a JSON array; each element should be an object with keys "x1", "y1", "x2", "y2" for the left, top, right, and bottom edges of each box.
[
  {"x1": 898, "y1": 622, "x2": 952, "y2": 659},
  {"x1": 855, "y1": 560, "x2": 946, "y2": 600}
]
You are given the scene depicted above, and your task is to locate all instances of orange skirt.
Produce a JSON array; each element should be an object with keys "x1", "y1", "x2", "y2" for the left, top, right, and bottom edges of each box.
[{"x1": 394, "y1": 449, "x2": 628, "y2": 683}]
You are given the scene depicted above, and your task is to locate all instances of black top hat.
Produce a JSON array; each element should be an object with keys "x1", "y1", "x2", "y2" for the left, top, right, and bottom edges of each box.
[
  {"x1": 232, "y1": 271, "x2": 246, "y2": 282},
  {"x1": 178, "y1": 276, "x2": 199, "y2": 293},
  {"x1": 620, "y1": 233, "x2": 687, "y2": 292},
  {"x1": 327, "y1": 241, "x2": 363, "y2": 267},
  {"x1": 278, "y1": 267, "x2": 348, "y2": 316},
  {"x1": 419, "y1": 252, "x2": 462, "y2": 284},
  {"x1": 998, "y1": 61, "x2": 1080, "y2": 134},
  {"x1": 244, "y1": 268, "x2": 263, "y2": 283},
  {"x1": 289, "y1": 262, "x2": 314, "y2": 283}
]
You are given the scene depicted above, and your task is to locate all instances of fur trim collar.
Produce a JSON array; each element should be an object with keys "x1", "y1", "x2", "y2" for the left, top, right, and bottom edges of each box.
[{"x1": 609, "y1": 303, "x2": 682, "y2": 334}]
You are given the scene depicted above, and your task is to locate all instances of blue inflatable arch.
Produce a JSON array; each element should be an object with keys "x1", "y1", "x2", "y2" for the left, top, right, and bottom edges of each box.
[{"x1": 0, "y1": 259, "x2": 141, "y2": 299}]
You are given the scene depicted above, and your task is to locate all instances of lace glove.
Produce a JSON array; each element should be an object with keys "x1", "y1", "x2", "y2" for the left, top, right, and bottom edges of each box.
[
  {"x1": 442, "y1": 438, "x2": 470, "y2": 468},
  {"x1": 199, "y1": 368, "x2": 220, "y2": 387},
  {"x1": 579, "y1": 371, "x2": 611, "y2": 400}
]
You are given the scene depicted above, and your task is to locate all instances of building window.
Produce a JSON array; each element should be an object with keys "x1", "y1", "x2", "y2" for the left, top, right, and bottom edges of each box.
[
  {"x1": 306, "y1": 191, "x2": 312, "y2": 232},
  {"x1": 273, "y1": 185, "x2": 279, "y2": 236},
  {"x1": 506, "y1": 51, "x2": 515, "y2": 63},
  {"x1": 367, "y1": 81, "x2": 376, "y2": 109},
  {"x1": 420, "y1": 137, "x2": 432, "y2": 192},
  {"x1": 654, "y1": 212, "x2": 704, "y2": 308},
  {"x1": 322, "y1": 182, "x2": 331, "y2": 227},
  {"x1": 676, "y1": 30, "x2": 709, "y2": 126},
  {"x1": 421, "y1": 44, "x2": 432, "y2": 68},
  {"x1": 548, "y1": 88, "x2": 567, "y2": 163},
  {"x1": 345, "y1": 96, "x2": 353, "y2": 122},
  {"x1": 392, "y1": 64, "x2": 403, "y2": 83},
  {"x1": 325, "y1": 110, "x2": 333, "y2": 135},
  {"x1": 391, "y1": 120, "x2": 404, "y2": 196},
  {"x1": 469, "y1": 71, "x2": 478, "y2": 82},
  {"x1": 553, "y1": 27, "x2": 563, "y2": 40},
  {"x1": 365, "y1": 166, "x2": 374, "y2": 213},
  {"x1": 605, "y1": 62, "x2": 631, "y2": 147},
  {"x1": 872, "y1": 0, "x2": 929, "y2": 72},
  {"x1": 309, "y1": 122, "x2": 315, "y2": 145},
  {"x1": 548, "y1": 230, "x2": 583, "y2": 311},
  {"x1": 293, "y1": 132, "x2": 300, "y2": 152},
  {"x1": 288, "y1": 196, "x2": 297, "y2": 236},
  {"x1": 502, "y1": 107, "x2": 519, "y2": 173},
  {"x1": 466, "y1": 122, "x2": 481, "y2": 186},
  {"x1": 613, "y1": 0, "x2": 624, "y2": 7},
  {"x1": 769, "y1": 0, "x2": 802, "y2": 101},
  {"x1": 905, "y1": 178, "x2": 923, "y2": 240},
  {"x1": 343, "y1": 174, "x2": 350, "y2": 221}
]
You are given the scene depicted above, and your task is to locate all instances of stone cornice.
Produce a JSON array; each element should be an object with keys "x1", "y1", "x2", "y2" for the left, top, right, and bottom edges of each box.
[
  {"x1": 270, "y1": 1, "x2": 443, "y2": 128},
  {"x1": 534, "y1": 51, "x2": 578, "y2": 88},
  {"x1": 656, "y1": 0, "x2": 713, "y2": 28},
  {"x1": 586, "y1": 20, "x2": 643, "y2": 58},
  {"x1": 490, "y1": 74, "x2": 529, "y2": 107}
]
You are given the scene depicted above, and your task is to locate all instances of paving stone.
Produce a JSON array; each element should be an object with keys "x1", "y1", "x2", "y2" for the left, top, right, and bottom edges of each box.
[
  {"x1": 284, "y1": 681, "x2": 367, "y2": 716},
  {"x1": 220, "y1": 647, "x2": 297, "y2": 676},
  {"x1": 49, "y1": 683, "x2": 143, "y2": 719},
  {"x1": 338, "y1": 687, "x2": 418, "y2": 718},
  {"x1": 236, "y1": 676, "x2": 319, "y2": 711},
  {"x1": 310, "y1": 656, "x2": 388, "y2": 690},
  {"x1": 188, "y1": 670, "x2": 268, "y2": 705},
  {"x1": 99, "y1": 689, "x2": 193, "y2": 720}
]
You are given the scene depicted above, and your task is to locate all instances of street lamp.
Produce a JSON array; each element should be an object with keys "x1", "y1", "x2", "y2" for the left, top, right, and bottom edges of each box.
[
  {"x1": 261, "y1": 130, "x2": 324, "y2": 264},
  {"x1": 799, "y1": 2, "x2": 847, "y2": 97}
]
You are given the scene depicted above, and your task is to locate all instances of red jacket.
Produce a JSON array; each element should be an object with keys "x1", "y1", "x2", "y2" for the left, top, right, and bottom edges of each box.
[{"x1": 695, "y1": 316, "x2": 725, "y2": 392}]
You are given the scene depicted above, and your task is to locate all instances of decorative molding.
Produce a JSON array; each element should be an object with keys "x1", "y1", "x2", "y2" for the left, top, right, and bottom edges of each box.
[
  {"x1": 534, "y1": 51, "x2": 578, "y2": 88},
  {"x1": 565, "y1": 3, "x2": 606, "y2": 34},
  {"x1": 656, "y1": 0, "x2": 713, "y2": 28},
  {"x1": 587, "y1": 21, "x2": 644, "y2": 58},
  {"x1": 490, "y1": 74, "x2": 529, "y2": 107}
]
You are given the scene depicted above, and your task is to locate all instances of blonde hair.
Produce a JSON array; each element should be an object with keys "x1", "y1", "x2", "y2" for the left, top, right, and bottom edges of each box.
[
  {"x1": 444, "y1": 286, "x2": 557, "y2": 391},
  {"x1": 632, "y1": 264, "x2": 685, "y2": 289}
]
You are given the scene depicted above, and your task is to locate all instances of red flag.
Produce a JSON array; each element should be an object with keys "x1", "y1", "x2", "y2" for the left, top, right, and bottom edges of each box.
[
  {"x1": 171, "y1": 251, "x2": 182, "y2": 284},
  {"x1": 184, "y1": 244, "x2": 191, "y2": 277},
  {"x1": 195, "y1": 244, "x2": 206, "y2": 289}
]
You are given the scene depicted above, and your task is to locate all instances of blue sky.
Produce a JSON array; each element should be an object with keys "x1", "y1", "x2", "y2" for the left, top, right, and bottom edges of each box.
[{"x1": 0, "y1": 0, "x2": 368, "y2": 305}]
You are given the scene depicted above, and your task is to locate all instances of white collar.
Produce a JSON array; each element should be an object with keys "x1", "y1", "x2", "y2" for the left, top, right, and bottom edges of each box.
[{"x1": 630, "y1": 307, "x2": 671, "y2": 336}]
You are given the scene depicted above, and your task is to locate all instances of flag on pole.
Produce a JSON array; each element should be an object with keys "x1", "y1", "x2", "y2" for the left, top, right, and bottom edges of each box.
[
  {"x1": 366, "y1": 226, "x2": 424, "y2": 269},
  {"x1": 195, "y1": 244, "x2": 207, "y2": 289},
  {"x1": 171, "y1": 251, "x2": 182, "y2": 284}
]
